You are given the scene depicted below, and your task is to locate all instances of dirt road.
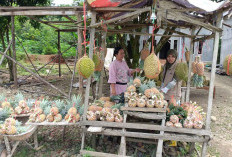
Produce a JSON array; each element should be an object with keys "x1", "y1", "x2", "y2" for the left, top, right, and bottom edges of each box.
[{"x1": 190, "y1": 72, "x2": 232, "y2": 157}]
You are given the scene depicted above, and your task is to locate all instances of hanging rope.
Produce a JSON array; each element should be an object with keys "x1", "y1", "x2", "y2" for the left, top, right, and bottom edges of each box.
[{"x1": 82, "y1": 2, "x2": 88, "y2": 55}]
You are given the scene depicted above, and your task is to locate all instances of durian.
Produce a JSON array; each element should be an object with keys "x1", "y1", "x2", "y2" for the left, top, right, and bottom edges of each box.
[{"x1": 77, "y1": 55, "x2": 95, "y2": 78}]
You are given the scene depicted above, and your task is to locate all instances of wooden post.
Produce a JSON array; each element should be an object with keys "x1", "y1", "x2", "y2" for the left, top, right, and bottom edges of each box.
[
  {"x1": 68, "y1": 13, "x2": 82, "y2": 99},
  {"x1": 81, "y1": 11, "x2": 97, "y2": 151},
  {"x1": 99, "y1": 32, "x2": 107, "y2": 98},
  {"x1": 186, "y1": 28, "x2": 195, "y2": 102},
  {"x1": 11, "y1": 15, "x2": 17, "y2": 87},
  {"x1": 201, "y1": 11, "x2": 223, "y2": 157},
  {"x1": 58, "y1": 30, "x2": 61, "y2": 77}
]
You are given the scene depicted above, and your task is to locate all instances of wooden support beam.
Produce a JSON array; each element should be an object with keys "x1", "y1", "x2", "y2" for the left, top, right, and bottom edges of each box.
[
  {"x1": 121, "y1": 107, "x2": 166, "y2": 113},
  {"x1": 28, "y1": 16, "x2": 60, "y2": 30},
  {"x1": 80, "y1": 150, "x2": 130, "y2": 157},
  {"x1": 201, "y1": 11, "x2": 223, "y2": 157},
  {"x1": 64, "y1": 15, "x2": 76, "y2": 23},
  {"x1": 124, "y1": 111, "x2": 166, "y2": 120},
  {"x1": 81, "y1": 121, "x2": 211, "y2": 136},
  {"x1": 11, "y1": 15, "x2": 17, "y2": 88},
  {"x1": 193, "y1": 33, "x2": 215, "y2": 42},
  {"x1": 0, "y1": 51, "x2": 69, "y2": 98},
  {"x1": 83, "y1": 128, "x2": 210, "y2": 143},
  {"x1": 90, "y1": 7, "x2": 151, "y2": 28},
  {"x1": 0, "y1": 10, "x2": 78, "y2": 16},
  {"x1": 0, "y1": 6, "x2": 82, "y2": 11},
  {"x1": 43, "y1": 21, "x2": 75, "y2": 24},
  {"x1": 0, "y1": 39, "x2": 12, "y2": 66},
  {"x1": 58, "y1": 31, "x2": 61, "y2": 77}
]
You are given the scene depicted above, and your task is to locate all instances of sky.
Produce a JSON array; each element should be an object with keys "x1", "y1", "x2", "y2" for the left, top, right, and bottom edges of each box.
[{"x1": 52, "y1": 0, "x2": 73, "y2": 6}]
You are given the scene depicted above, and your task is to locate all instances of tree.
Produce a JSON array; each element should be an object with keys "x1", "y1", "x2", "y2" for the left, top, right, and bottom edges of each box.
[{"x1": 0, "y1": 0, "x2": 51, "y2": 81}]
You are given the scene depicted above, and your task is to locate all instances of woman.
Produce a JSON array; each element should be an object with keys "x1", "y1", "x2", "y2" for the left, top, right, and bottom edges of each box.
[
  {"x1": 108, "y1": 46, "x2": 140, "y2": 96},
  {"x1": 160, "y1": 49, "x2": 182, "y2": 102}
]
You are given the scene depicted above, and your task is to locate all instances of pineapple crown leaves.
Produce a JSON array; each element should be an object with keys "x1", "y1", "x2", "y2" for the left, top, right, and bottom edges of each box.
[
  {"x1": 0, "y1": 94, "x2": 6, "y2": 103},
  {"x1": 39, "y1": 99, "x2": 51, "y2": 110},
  {"x1": 139, "y1": 83, "x2": 149, "y2": 94},
  {"x1": 44, "y1": 106, "x2": 52, "y2": 115},
  {"x1": 27, "y1": 99, "x2": 35, "y2": 108},
  {"x1": 15, "y1": 120, "x2": 22, "y2": 127},
  {"x1": 0, "y1": 108, "x2": 11, "y2": 121},
  {"x1": 70, "y1": 95, "x2": 82, "y2": 109},
  {"x1": 128, "y1": 78, "x2": 134, "y2": 86},
  {"x1": 147, "y1": 80, "x2": 156, "y2": 88},
  {"x1": 17, "y1": 126, "x2": 30, "y2": 134},
  {"x1": 78, "y1": 105, "x2": 84, "y2": 116},
  {"x1": 14, "y1": 92, "x2": 24, "y2": 104}
]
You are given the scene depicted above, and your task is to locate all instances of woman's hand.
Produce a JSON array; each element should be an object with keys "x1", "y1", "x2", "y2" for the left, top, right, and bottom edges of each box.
[
  {"x1": 111, "y1": 90, "x2": 117, "y2": 96},
  {"x1": 131, "y1": 68, "x2": 140, "y2": 74},
  {"x1": 111, "y1": 83, "x2": 117, "y2": 96}
]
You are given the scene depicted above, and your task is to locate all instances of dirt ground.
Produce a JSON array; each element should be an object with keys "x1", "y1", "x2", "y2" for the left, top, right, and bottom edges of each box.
[{"x1": 0, "y1": 68, "x2": 231, "y2": 156}]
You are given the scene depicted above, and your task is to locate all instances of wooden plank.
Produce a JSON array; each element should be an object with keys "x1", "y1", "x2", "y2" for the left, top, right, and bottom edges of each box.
[
  {"x1": 156, "y1": 114, "x2": 166, "y2": 157},
  {"x1": 80, "y1": 150, "x2": 131, "y2": 157},
  {"x1": 0, "y1": 10, "x2": 78, "y2": 16},
  {"x1": 124, "y1": 111, "x2": 166, "y2": 120},
  {"x1": 26, "y1": 121, "x2": 80, "y2": 126},
  {"x1": 11, "y1": 15, "x2": 17, "y2": 88},
  {"x1": 64, "y1": 15, "x2": 77, "y2": 23},
  {"x1": 193, "y1": 33, "x2": 215, "y2": 42},
  {"x1": 201, "y1": 11, "x2": 223, "y2": 157},
  {"x1": 126, "y1": 137, "x2": 157, "y2": 145},
  {"x1": 28, "y1": 16, "x2": 59, "y2": 30},
  {"x1": 0, "y1": 6, "x2": 82, "y2": 11},
  {"x1": 121, "y1": 107, "x2": 166, "y2": 113},
  {"x1": 84, "y1": 129, "x2": 210, "y2": 143},
  {"x1": 90, "y1": 7, "x2": 151, "y2": 28},
  {"x1": 0, "y1": 39, "x2": 12, "y2": 66},
  {"x1": 82, "y1": 121, "x2": 211, "y2": 136}
]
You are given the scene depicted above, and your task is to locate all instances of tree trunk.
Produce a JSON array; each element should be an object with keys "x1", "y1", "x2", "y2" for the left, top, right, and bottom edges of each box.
[
  {"x1": 6, "y1": 28, "x2": 14, "y2": 81},
  {"x1": 155, "y1": 27, "x2": 176, "y2": 55}
]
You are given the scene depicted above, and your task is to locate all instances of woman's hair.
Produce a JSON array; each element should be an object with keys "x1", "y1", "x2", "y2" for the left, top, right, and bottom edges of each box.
[
  {"x1": 167, "y1": 49, "x2": 178, "y2": 59},
  {"x1": 114, "y1": 46, "x2": 123, "y2": 56}
]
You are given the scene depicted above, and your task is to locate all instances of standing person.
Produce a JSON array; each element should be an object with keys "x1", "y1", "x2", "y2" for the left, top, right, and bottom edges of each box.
[
  {"x1": 160, "y1": 49, "x2": 182, "y2": 102},
  {"x1": 108, "y1": 46, "x2": 140, "y2": 96}
]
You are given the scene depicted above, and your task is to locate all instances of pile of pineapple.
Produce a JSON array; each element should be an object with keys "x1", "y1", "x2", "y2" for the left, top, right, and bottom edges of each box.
[
  {"x1": 28, "y1": 95, "x2": 84, "y2": 123},
  {"x1": 0, "y1": 116, "x2": 30, "y2": 135},
  {"x1": 166, "y1": 101, "x2": 205, "y2": 129},
  {"x1": 87, "y1": 98, "x2": 123, "y2": 122},
  {"x1": 125, "y1": 77, "x2": 167, "y2": 108}
]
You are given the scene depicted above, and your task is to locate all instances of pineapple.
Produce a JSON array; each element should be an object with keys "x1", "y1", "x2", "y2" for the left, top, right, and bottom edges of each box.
[
  {"x1": 54, "y1": 114, "x2": 62, "y2": 122},
  {"x1": 46, "y1": 114, "x2": 54, "y2": 122},
  {"x1": 183, "y1": 119, "x2": 193, "y2": 128},
  {"x1": 36, "y1": 114, "x2": 46, "y2": 123},
  {"x1": 104, "y1": 101, "x2": 114, "y2": 108},
  {"x1": 5, "y1": 118, "x2": 16, "y2": 126},
  {"x1": 144, "y1": 89, "x2": 152, "y2": 98},
  {"x1": 101, "y1": 107, "x2": 112, "y2": 116},
  {"x1": 128, "y1": 98, "x2": 137, "y2": 107},
  {"x1": 23, "y1": 106, "x2": 30, "y2": 114},
  {"x1": 1, "y1": 100, "x2": 11, "y2": 108},
  {"x1": 170, "y1": 115, "x2": 179, "y2": 124},
  {"x1": 76, "y1": 114, "x2": 80, "y2": 122},
  {"x1": 87, "y1": 111, "x2": 97, "y2": 121},
  {"x1": 166, "y1": 121, "x2": 174, "y2": 127},
  {"x1": 112, "y1": 108, "x2": 120, "y2": 116},
  {"x1": 19, "y1": 100, "x2": 27, "y2": 108},
  {"x1": 137, "y1": 98, "x2": 146, "y2": 108},
  {"x1": 50, "y1": 107, "x2": 59, "y2": 116},
  {"x1": 0, "y1": 124, "x2": 6, "y2": 134},
  {"x1": 68, "y1": 107, "x2": 77, "y2": 115},
  {"x1": 193, "y1": 120, "x2": 203, "y2": 129},
  {"x1": 34, "y1": 107, "x2": 43, "y2": 115},
  {"x1": 146, "y1": 99, "x2": 155, "y2": 108},
  {"x1": 133, "y1": 78, "x2": 141, "y2": 87},
  {"x1": 106, "y1": 112, "x2": 114, "y2": 122},
  {"x1": 174, "y1": 123, "x2": 183, "y2": 128},
  {"x1": 150, "y1": 87, "x2": 159, "y2": 95},
  {"x1": 28, "y1": 114, "x2": 36, "y2": 122},
  {"x1": 15, "y1": 106, "x2": 23, "y2": 115},
  {"x1": 115, "y1": 114, "x2": 123, "y2": 123},
  {"x1": 99, "y1": 97, "x2": 111, "y2": 102},
  {"x1": 6, "y1": 125, "x2": 17, "y2": 135},
  {"x1": 127, "y1": 85, "x2": 136, "y2": 92},
  {"x1": 154, "y1": 100, "x2": 164, "y2": 108},
  {"x1": 88, "y1": 105, "x2": 103, "y2": 112}
]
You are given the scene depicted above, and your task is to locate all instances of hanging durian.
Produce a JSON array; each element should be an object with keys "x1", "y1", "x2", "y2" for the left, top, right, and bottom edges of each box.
[{"x1": 77, "y1": 55, "x2": 95, "y2": 78}]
